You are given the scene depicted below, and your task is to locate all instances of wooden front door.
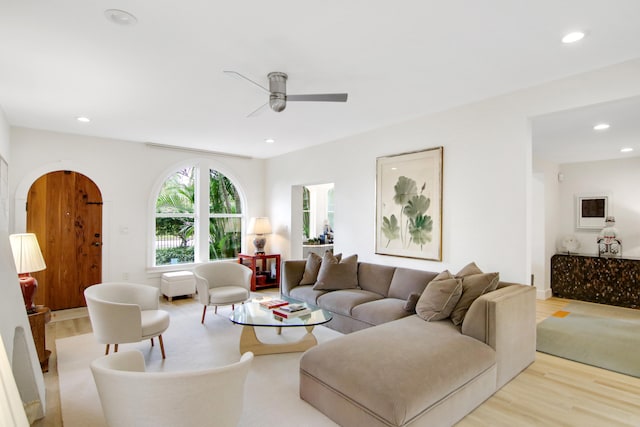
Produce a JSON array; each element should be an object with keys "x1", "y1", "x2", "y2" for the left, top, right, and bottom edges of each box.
[{"x1": 27, "y1": 171, "x2": 103, "y2": 310}]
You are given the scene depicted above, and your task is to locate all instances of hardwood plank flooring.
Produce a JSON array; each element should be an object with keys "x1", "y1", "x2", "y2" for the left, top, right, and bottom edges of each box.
[{"x1": 32, "y1": 296, "x2": 640, "y2": 426}]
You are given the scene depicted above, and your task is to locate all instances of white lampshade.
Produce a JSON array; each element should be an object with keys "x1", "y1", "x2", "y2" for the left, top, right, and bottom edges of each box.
[
  {"x1": 9, "y1": 233, "x2": 46, "y2": 274},
  {"x1": 248, "y1": 217, "x2": 272, "y2": 235}
]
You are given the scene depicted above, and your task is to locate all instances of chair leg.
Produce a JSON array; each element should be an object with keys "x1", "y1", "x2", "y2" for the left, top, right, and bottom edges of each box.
[
  {"x1": 158, "y1": 335, "x2": 166, "y2": 359},
  {"x1": 151, "y1": 337, "x2": 155, "y2": 347},
  {"x1": 201, "y1": 305, "x2": 207, "y2": 324},
  {"x1": 232, "y1": 304, "x2": 235, "y2": 310},
  {"x1": 105, "y1": 344, "x2": 110, "y2": 355},
  {"x1": 114, "y1": 344, "x2": 119, "y2": 353},
  {"x1": 214, "y1": 305, "x2": 218, "y2": 314}
]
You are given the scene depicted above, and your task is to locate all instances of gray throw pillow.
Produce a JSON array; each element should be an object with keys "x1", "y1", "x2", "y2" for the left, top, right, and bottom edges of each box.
[
  {"x1": 299, "y1": 252, "x2": 322, "y2": 285},
  {"x1": 416, "y1": 278, "x2": 463, "y2": 321},
  {"x1": 455, "y1": 262, "x2": 483, "y2": 278},
  {"x1": 450, "y1": 272, "x2": 500, "y2": 326},
  {"x1": 403, "y1": 292, "x2": 421, "y2": 313},
  {"x1": 432, "y1": 270, "x2": 454, "y2": 281},
  {"x1": 313, "y1": 253, "x2": 358, "y2": 290}
]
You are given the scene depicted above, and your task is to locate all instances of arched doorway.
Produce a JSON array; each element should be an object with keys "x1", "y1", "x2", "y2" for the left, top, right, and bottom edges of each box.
[{"x1": 27, "y1": 171, "x2": 103, "y2": 310}]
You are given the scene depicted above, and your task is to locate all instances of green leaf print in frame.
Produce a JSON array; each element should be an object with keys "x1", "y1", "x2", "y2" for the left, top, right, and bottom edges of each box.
[{"x1": 376, "y1": 147, "x2": 443, "y2": 261}]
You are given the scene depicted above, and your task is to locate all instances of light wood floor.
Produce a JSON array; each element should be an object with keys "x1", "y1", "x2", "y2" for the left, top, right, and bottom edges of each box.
[{"x1": 33, "y1": 296, "x2": 640, "y2": 427}]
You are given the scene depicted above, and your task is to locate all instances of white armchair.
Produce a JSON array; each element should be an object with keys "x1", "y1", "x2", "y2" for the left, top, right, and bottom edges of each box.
[
  {"x1": 91, "y1": 350, "x2": 254, "y2": 427},
  {"x1": 84, "y1": 282, "x2": 170, "y2": 358},
  {"x1": 194, "y1": 262, "x2": 252, "y2": 323}
]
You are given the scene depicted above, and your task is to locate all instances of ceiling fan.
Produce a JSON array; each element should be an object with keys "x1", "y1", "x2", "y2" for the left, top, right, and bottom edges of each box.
[{"x1": 224, "y1": 71, "x2": 348, "y2": 116}]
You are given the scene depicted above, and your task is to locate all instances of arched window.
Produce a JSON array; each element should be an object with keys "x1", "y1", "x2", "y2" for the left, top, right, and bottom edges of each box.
[
  {"x1": 154, "y1": 166, "x2": 244, "y2": 266},
  {"x1": 208, "y1": 169, "x2": 242, "y2": 260}
]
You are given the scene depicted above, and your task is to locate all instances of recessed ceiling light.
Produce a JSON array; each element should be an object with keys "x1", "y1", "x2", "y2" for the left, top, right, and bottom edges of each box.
[
  {"x1": 76, "y1": 116, "x2": 91, "y2": 123},
  {"x1": 620, "y1": 147, "x2": 634, "y2": 153},
  {"x1": 104, "y1": 9, "x2": 138, "y2": 26},
  {"x1": 562, "y1": 31, "x2": 585, "y2": 44},
  {"x1": 264, "y1": 138, "x2": 275, "y2": 144},
  {"x1": 593, "y1": 123, "x2": 610, "y2": 131}
]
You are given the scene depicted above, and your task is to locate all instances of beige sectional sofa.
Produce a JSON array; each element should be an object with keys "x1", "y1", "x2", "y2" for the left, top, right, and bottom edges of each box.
[{"x1": 281, "y1": 259, "x2": 536, "y2": 427}]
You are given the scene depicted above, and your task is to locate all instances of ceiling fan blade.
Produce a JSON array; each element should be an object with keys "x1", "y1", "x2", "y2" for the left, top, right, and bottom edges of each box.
[
  {"x1": 223, "y1": 70, "x2": 270, "y2": 94},
  {"x1": 246, "y1": 102, "x2": 268, "y2": 118},
  {"x1": 287, "y1": 93, "x2": 348, "y2": 102}
]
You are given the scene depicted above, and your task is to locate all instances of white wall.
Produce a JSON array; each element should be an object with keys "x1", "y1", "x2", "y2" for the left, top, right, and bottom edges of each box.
[
  {"x1": 532, "y1": 157, "x2": 560, "y2": 298},
  {"x1": 557, "y1": 157, "x2": 640, "y2": 257},
  {"x1": 9, "y1": 128, "x2": 267, "y2": 285},
  {"x1": 0, "y1": 108, "x2": 44, "y2": 421},
  {"x1": 266, "y1": 58, "x2": 640, "y2": 287}
]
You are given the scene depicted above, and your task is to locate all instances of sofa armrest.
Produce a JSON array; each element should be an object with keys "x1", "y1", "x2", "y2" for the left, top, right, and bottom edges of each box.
[
  {"x1": 281, "y1": 260, "x2": 306, "y2": 296},
  {"x1": 461, "y1": 284, "x2": 536, "y2": 388}
]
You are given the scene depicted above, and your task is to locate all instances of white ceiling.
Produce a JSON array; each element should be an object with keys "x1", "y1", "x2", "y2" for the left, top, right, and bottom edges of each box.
[
  {"x1": 2, "y1": 1, "x2": 640, "y2": 159},
  {"x1": 532, "y1": 95, "x2": 640, "y2": 164}
]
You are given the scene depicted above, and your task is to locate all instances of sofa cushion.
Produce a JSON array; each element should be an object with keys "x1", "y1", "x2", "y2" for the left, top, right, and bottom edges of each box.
[
  {"x1": 403, "y1": 292, "x2": 420, "y2": 312},
  {"x1": 313, "y1": 254, "x2": 358, "y2": 290},
  {"x1": 387, "y1": 268, "x2": 437, "y2": 300},
  {"x1": 433, "y1": 270, "x2": 454, "y2": 281},
  {"x1": 316, "y1": 289, "x2": 382, "y2": 316},
  {"x1": 299, "y1": 252, "x2": 323, "y2": 285},
  {"x1": 450, "y1": 272, "x2": 500, "y2": 326},
  {"x1": 357, "y1": 262, "x2": 396, "y2": 296},
  {"x1": 300, "y1": 315, "x2": 496, "y2": 427},
  {"x1": 416, "y1": 277, "x2": 463, "y2": 321},
  {"x1": 455, "y1": 262, "x2": 483, "y2": 278},
  {"x1": 289, "y1": 285, "x2": 328, "y2": 305},
  {"x1": 351, "y1": 298, "x2": 412, "y2": 325}
]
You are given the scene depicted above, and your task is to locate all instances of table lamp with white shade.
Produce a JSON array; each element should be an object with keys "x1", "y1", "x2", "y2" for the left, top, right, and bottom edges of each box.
[
  {"x1": 9, "y1": 233, "x2": 46, "y2": 314},
  {"x1": 248, "y1": 217, "x2": 272, "y2": 255}
]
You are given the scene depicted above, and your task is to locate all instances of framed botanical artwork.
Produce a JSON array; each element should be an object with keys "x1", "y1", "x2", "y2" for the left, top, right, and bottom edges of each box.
[
  {"x1": 576, "y1": 194, "x2": 608, "y2": 229},
  {"x1": 376, "y1": 147, "x2": 443, "y2": 261}
]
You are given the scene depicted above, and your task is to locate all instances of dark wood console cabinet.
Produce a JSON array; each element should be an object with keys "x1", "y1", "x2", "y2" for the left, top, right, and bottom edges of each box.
[{"x1": 551, "y1": 253, "x2": 640, "y2": 309}]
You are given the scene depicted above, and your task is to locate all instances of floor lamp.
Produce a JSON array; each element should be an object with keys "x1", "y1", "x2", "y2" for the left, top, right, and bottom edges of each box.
[{"x1": 9, "y1": 233, "x2": 47, "y2": 314}]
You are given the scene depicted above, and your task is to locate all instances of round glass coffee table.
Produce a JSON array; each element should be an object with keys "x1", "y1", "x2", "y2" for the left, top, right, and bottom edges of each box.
[{"x1": 229, "y1": 297, "x2": 332, "y2": 356}]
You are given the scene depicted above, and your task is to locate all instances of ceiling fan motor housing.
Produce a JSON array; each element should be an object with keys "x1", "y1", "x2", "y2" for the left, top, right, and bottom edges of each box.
[{"x1": 268, "y1": 72, "x2": 288, "y2": 112}]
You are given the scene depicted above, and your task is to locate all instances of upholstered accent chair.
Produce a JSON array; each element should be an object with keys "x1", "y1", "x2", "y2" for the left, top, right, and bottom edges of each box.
[
  {"x1": 84, "y1": 282, "x2": 170, "y2": 359},
  {"x1": 194, "y1": 262, "x2": 252, "y2": 323},
  {"x1": 91, "y1": 350, "x2": 254, "y2": 427}
]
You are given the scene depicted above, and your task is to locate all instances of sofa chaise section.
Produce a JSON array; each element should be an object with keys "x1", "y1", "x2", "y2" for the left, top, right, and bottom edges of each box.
[{"x1": 299, "y1": 282, "x2": 536, "y2": 427}]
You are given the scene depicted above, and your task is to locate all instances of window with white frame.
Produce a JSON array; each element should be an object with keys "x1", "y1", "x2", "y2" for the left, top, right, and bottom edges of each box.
[{"x1": 154, "y1": 165, "x2": 244, "y2": 266}]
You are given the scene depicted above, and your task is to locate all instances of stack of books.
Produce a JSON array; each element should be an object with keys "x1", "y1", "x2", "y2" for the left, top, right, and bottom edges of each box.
[
  {"x1": 273, "y1": 304, "x2": 311, "y2": 318},
  {"x1": 259, "y1": 299, "x2": 289, "y2": 309}
]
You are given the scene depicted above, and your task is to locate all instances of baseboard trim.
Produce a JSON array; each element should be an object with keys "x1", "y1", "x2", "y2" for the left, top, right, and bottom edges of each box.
[{"x1": 536, "y1": 288, "x2": 553, "y2": 300}]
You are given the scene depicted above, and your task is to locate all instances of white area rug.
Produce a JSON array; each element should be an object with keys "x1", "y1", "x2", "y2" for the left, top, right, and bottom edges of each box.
[{"x1": 56, "y1": 302, "x2": 342, "y2": 426}]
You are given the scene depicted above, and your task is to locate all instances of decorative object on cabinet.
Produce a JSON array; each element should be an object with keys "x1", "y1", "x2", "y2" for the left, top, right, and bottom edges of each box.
[
  {"x1": 597, "y1": 216, "x2": 621, "y2": 256},
  {"x1": 376, "y1": 147, "x2": 443, "y2": 261},
  {"x1": 576, "y1": 194, "x2": 608, "y2": 229},
  {"x1": 248, "y1": 217, "x2": 272, "y2": 254},
  {"x1": 238, "y1": 253, "x2": 281, "y2": 291},
  {"x1": 560, "y1": 235, "x2": 580, "y2": 254},
  {"x1": 9, "y1": 233, "x2": 47, "y2": 314}
]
